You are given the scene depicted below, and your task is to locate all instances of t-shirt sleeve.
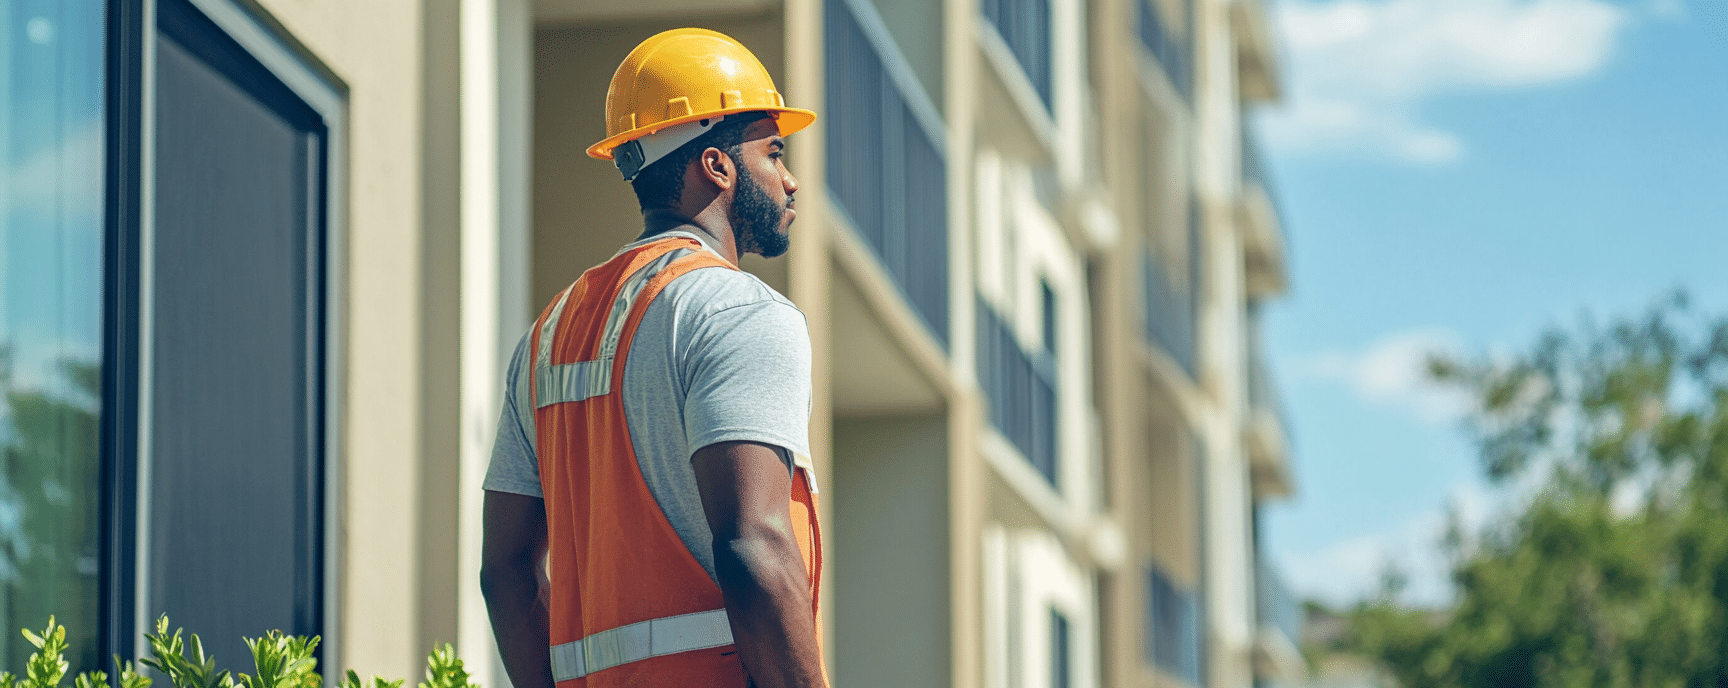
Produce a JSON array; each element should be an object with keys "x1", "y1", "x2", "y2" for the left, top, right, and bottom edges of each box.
[
  {"x1": 483, "y1": 330, "x2": 544, "y2": 497},
  {"x1": 681, "y1": 297, "x2": 812, "y2": 467}
]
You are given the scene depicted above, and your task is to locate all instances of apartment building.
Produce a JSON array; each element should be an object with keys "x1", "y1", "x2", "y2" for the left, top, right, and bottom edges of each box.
[{"x1": 1, "y1": 0, "x2": 1297, "y2": 686}]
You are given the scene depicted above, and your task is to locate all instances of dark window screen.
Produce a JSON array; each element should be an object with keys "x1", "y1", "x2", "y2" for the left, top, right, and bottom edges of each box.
[
  {"x1": 1051, "y1": 609, "x2": 1070, "y2": 688},
  {"x1": 146, "y1": 0, "x2": 325, "y2": 660},
  {"x1": 1041, "y1": 279, "x2": 1056, "y2": 355}
]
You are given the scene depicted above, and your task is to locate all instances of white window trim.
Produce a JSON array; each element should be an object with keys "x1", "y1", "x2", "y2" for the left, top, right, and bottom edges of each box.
[{"x1": 982, "y1": 528, "x2": 1100, "y2": 688}]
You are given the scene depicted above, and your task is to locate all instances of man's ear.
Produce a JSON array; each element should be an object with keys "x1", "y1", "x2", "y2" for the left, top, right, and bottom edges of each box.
[{"x1": 698, "y1": 146, "x2": 735, "y2": 192}]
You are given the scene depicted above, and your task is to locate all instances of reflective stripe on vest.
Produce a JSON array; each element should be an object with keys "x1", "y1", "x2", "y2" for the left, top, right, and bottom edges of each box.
[
  {"x1": 548, "y1": 608, "x2": 733, "y2": 681},
  {"x1": 535, "y1": 247, "x2": 693, "y2": 407}
]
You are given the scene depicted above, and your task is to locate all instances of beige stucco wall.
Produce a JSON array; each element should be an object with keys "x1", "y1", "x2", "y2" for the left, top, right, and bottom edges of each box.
[{"x1": 831, "y1": 414, "x2": 951, "y2": 688}]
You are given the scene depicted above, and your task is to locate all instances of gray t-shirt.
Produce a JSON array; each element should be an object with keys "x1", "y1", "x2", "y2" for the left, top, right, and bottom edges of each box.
[{"x1": 483, "y1": 231, "x2": 813, "y2": 583}]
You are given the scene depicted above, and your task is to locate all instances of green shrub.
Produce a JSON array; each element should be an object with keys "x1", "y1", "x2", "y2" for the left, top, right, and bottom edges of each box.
[{"x1": 2, "y1": 618, "x2": 476, "y2": 688}]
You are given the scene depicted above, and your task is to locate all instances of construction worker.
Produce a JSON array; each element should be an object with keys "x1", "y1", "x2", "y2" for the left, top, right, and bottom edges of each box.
[{"x1": 479, "y1": 28, "x2": 825, "y2": 688}]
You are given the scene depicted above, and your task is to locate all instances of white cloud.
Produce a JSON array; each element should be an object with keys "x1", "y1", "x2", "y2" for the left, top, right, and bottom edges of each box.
[
  {"x1": 1282, "y1": 529, "x2": 1403, "y2": 608},
  {"x1": 1645, "y1": 0, "x2": 1686, "y2": 21},
  {"x1": 1280, "y1": 481, "x2": 1497, "y2": 608},
  {"x1": 1298, "y1": 327, "x2": 1471, "y2": 424},
  {"x1": 25, "y1": 17, "x2": 55, "y2": 45},
  {"x1": 2, "y1": 121, "x2": 104, "y2": 225},
  {"x1": 2, "y1": 123, "x2": 106, "y2": 399},
  {"x1": 1263, "y1": 0, "x2": 1628, "y2": 164}
]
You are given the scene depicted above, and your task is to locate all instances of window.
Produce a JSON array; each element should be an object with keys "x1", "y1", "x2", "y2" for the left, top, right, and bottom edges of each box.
[
  {"x1": 1041, "y1": 278, "x2": 1057, "y2": 356},
  {"x1": 977, "y1": 297, "x2": 1058, "y2": 486},
  {"x1": 1050, "y1": 609, "x2": 1071, "y2": 688},
  {"x1": 1136, "y1": 0, "x2": 1192, "y2": 100},
  {"x1": 825, "y1": 0, "x2": 950, "y2": 348},
  {"x1": 0, "y1": 0, "x2": 106, "y2": 672},
  {"x1": 0, "y1": 0, "x2": 345, "y2": 667},
  {"x1": 1141, "y1": 249, "x2": 1196, "y2": 377},
  {"x1": 1146, "y1": 565, "x2": 1201, "y2": 684},
  {"x1": 138, "y1": 0, "x2": 334, "y2": 664},
  {"x1": 982, "y1": 0, "x2": 1053, "y2": 108}
]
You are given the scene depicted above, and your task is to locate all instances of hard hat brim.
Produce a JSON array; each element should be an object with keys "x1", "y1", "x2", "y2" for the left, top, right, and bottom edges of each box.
[{"x1": 586, "y1": 107, "x2": 816, "y2": 161}]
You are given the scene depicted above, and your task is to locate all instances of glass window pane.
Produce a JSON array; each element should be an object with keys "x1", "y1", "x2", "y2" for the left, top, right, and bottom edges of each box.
[{"x1": 0, "y1": 0, "x2": 106, "y2": 674}]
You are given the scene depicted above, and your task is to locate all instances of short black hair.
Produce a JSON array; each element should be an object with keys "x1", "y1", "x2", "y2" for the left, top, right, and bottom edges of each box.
[{"x1": 630, "y1": 111, "x2": 773, "y2": 210}]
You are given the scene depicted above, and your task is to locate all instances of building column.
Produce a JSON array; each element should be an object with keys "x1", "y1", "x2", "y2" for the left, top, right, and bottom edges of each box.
[{"x1": 457, "y1": 0, "x2": 532, "y2": 684}]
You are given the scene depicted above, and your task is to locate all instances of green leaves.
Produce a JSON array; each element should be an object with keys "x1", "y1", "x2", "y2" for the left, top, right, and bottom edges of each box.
[
  {"x1": 7, "y1": 618, "x2": 107, "y2": 688},
  {"x1": 1343, "y1": 293, "x2": 1728, "y2": 688},
  {"x1": 21, "y1": 618, "x2": 70, "y2": 688},
  {"x1": 416, "y1": 646, "x2": 475, "y2": 688},
  {"x1": 139, "y1": 617, "x2": 233, "y2": 688},
  {"x1": 114, "y1": 656, "x2": 151, "y2": 688},
  {"x1": 339, "y1": 671, "x2": 401, "y2": 688},
  {"x1": 333, "y1": 642, "x2": 471, "y2": 688},
  {"x1": 4, "y1": 617, "x2": 475, "y2": 688},
  {"x1": 236, "y1": 632, "x2": 320, "y2": 688}
]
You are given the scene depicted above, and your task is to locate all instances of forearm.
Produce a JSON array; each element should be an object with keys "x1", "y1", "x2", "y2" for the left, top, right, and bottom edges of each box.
[
  {"x1": 481, "y1": 564, "x2": 554, "y2": 688},
  {"x1": 712, "y1": 528, "x2": 824, "y2": 688}
]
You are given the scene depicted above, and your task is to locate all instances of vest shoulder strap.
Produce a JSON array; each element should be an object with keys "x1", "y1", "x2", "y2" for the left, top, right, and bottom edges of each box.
[{"x1": 533, "y1": 240, "x2": 734, "y2": 408}]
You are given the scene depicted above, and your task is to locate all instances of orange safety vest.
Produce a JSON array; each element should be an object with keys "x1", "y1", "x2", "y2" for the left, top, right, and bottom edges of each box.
[{"x1": 530, "y1": 235, "x2": 823, "y2": 687}]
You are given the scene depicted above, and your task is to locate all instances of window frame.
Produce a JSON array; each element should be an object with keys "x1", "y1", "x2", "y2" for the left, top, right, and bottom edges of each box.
[{"x1": 99, "y1": 0, "x2": 346, "y2": 670}]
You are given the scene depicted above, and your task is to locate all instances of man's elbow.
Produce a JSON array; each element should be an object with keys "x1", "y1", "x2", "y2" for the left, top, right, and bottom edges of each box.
[
  {"x1": 479, "y1": 562, "x2": 508, "y2": 602},
  {"x1": 712, "y1": 527, "x2": 804, "y2": 593},
  {"x1": 480, "y1": 556, "x2": 534, "y2": 604}
]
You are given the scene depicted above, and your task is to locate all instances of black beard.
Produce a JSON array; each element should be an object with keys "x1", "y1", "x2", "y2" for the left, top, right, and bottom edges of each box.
[{"x1": 730, "y1": 169, "x2": 789, "y2": 258}]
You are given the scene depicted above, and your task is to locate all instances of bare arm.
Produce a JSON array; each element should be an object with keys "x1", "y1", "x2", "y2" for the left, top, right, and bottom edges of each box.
[
  {"x1": 480, "y1": 490, "x2": 554, "y2": 688},
  {"x1": 692, "y1": 441, "x2": 825, "y2": 688}
]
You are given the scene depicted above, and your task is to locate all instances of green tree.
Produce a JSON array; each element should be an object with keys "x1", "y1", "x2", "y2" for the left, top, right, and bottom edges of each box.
[
  {"x1": 0, "y1": 349, "x2": 101, "y2": 675},
  {"x1": 1345, "y1": 293, "x2": 1728, "y2": 688}
]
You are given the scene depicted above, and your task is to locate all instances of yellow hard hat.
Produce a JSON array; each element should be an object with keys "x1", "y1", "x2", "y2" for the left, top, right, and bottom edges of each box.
[{"x1": 588, "y1": 28, "x2": 816, "y2": 180}]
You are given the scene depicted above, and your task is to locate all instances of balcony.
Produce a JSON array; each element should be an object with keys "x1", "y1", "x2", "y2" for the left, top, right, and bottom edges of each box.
[
  {"x1": 826, "y1": 0, "x2": 952, "y2": 348},
  {"x1": 1141, "y1": 247, "x2": 1197, "y2": 380},
  {"x1": 1245, "y1": 313, "x2": 1292, "y2": 498},
  {"x1": 1136, "y1": 0, "x2": 1192, "y2": 101},
  {"x1": 981, "y1": 0, "x2": 1053, "y2": 110},
  {"x1": 1146, "y1": 564, "x2": 1203, "y2": 685},
  {"x1": 1231, "y1": 0, "x2": 1282, "y2": 102},
  {"x1": 976, "y1": 297, "x2": 1058, "y2": 486},
  {"x1": 1239, "y1": 126, "x2": 1287, "y2": 299},
  {"x1": 1254, "y1": 559, "x2": 1306, "y2": 685}
]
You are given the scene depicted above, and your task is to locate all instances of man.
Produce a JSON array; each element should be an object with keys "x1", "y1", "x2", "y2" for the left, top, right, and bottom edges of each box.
[{"x1": 479, "y1": 28, "x2": 825, "y2": 688}]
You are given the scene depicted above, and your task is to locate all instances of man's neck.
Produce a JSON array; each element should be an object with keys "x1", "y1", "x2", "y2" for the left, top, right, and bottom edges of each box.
[{"x1": 640, "y1": 208, "x2": 738, "y2": 265}]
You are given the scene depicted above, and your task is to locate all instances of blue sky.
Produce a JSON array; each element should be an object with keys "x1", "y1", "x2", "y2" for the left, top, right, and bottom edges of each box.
[
  {"x1": 2, "y1": 4, "x2": 105, "y2": 396},
  {"x1": 1255, "y1": 0, "x2": 1728, "y2": 607}
]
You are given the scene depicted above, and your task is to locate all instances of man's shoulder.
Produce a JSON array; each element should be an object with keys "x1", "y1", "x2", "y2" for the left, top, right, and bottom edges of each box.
[{"x1": 661, "y1": 262, "x2": 802, "y2": 317}]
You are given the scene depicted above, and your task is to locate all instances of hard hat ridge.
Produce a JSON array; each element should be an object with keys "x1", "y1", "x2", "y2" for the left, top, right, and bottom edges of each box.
[{"x1": 587, "y1": 27, "x2": 815, "y2": 178}]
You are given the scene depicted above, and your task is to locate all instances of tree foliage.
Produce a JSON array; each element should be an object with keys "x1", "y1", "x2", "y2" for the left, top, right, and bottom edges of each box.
[
  {"x1": 1345, "y1": 294, "x2": 1728, "y2": 688},
  {"x1": 0, "y1": 351, "x2": 102, "y2": 673},
  {"x1": 0, "y1": 616, "x2": 475, "y2": 688}
]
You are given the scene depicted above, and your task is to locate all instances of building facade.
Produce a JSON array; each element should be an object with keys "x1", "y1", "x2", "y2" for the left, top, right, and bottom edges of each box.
[{"x1": 0, "y1": 0, "x2": 1298, "y2": 686}]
